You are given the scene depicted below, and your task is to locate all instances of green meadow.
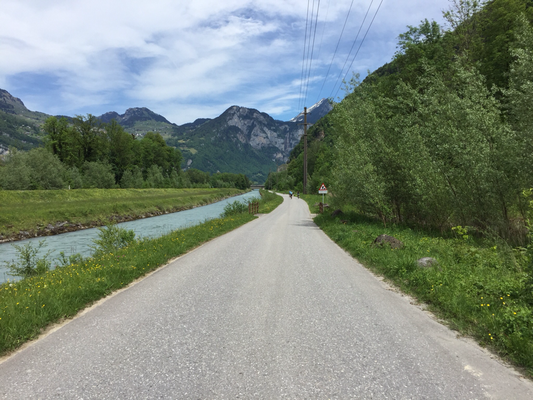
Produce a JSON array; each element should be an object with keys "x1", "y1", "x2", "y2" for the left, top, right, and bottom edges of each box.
[{"x1": 0, "y1": 188, "x2": 244, "y2": 238}]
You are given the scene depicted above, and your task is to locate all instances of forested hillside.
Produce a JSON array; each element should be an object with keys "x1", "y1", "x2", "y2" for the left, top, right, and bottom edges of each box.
[{"x1": 270, "y1": 0, "x2": 533, "y2": 241}]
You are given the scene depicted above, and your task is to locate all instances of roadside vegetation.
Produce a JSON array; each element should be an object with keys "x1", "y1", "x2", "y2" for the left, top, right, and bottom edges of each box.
[
  {"x1": 264, "y1": 1, "x2": 533, "y2": 376},
  {"x1": 0, "y1": 190, "x2": 281, "y2": 356},
  {"x1": 0, "y1": 188, "x2": 245, "y2": 240},
  {"x1": 302, "y1": 194, "x2": 533, "y2": 376}
]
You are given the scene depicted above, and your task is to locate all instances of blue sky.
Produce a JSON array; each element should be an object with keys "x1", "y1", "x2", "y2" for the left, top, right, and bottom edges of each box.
[{"x1": 0, "y1": 0, "x2": 452, "y2": 125}]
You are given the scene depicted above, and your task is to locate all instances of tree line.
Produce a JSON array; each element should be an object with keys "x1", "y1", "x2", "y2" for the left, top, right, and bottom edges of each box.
[
  {"x1": 268, "y1": 0, "x2": 533, "y2": 242},
  {"x1": 0, "y1": 115, "x2": 251, "y2": 190}
]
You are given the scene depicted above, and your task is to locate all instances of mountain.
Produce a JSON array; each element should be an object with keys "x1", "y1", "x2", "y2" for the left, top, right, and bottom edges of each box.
[
  {"x1": 167, "y1": 99, "x2": 332, "y2": 182},
  {"x1": 1, "y1": 88, "x2": 333, "y2": 183},
  {"x1": 0, "y1": 90, "x2": 48, "y2": 155},
  {"x1": 290, "y1": 98, "x2": 333, "y2": 124},
  {"x1": 167, "y1": 106, "x2": 304, "y2": 183},
  {"x1": 97, "y1": 107, "x2": 176, "y2": 137}
]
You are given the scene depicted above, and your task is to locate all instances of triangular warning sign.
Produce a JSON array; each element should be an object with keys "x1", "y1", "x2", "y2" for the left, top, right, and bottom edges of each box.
[{"x1": 319, "y1": 184, "x2": 327, "y2": 191}]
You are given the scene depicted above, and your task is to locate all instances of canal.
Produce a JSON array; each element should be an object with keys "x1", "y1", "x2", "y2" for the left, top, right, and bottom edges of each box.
[{"x1": 0, "y1": 190, "x2": 260, "y2": 283}]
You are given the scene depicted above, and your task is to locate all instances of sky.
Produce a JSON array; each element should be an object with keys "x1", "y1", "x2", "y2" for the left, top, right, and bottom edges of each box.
[{"x1": 0, "y1": 0, "x2": 453, "y2": 125}]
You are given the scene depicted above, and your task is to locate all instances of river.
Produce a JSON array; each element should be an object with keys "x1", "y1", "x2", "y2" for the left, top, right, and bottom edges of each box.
[{"x1": 0, "y1": 190, "x2": 260, "y2": 283}]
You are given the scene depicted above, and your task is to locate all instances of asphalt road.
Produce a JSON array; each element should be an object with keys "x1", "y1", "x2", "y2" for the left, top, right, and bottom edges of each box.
[{"x1": 1, "y1": 194, "x2": 532, "y2": 399}]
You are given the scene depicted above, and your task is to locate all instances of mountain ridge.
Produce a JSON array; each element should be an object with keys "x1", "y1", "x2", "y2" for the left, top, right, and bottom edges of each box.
[{"x1": 0, "y1": 88, "x2": 332, "y2": 181}]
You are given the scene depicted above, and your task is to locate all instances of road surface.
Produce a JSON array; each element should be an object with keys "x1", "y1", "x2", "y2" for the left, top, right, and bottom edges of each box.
[{"x1": 1, "y1": 194, "x2": 532, "y2": 399}]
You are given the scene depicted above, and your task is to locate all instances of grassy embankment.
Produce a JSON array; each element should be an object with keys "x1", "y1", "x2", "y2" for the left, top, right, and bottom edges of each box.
[
  {"x1": 0, "y1": 190, "x2": 283, "y2": 356},
  {"x1": 301, "y1": 194, "x2": 533, "y2": 376},
  {"x1": 0, "y1": 188, "x2": 244, "y2": 239}
]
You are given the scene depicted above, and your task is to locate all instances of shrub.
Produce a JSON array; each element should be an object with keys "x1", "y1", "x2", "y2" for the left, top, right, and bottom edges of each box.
[
  {"x1": 91, "y1": 225, "x2": 136, "y2": 256},
  {"x1": 4, "y1": 240, "x2": 52, "y2": 278},
  {"x1": 222, "y1": 200, "x2": 248, "y2": 217}
]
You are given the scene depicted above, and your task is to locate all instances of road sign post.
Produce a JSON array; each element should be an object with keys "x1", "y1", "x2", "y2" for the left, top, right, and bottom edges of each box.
[{"x1": 318, "y1": 183, "x2": 328, "y2": 206}]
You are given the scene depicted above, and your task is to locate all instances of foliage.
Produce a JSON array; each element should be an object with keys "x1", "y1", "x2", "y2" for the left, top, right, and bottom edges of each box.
[
  {"x1": 280, "y1": 2, "x2": 533, "y2": 243},
  {"x1": 55, "y1": 251, "x2": 85, "y2": 268},
  {"x1": 82, "y1": 161, "x2": 116, "y2": 189},
  {"x1": 0, "y1": 148, "x2": 67, "y2": 190},
  {"x1": 41, "y1": 115, "x2": 184, "y2": 189},
  {"x1": 91, "y1": 224, "x2": 136, "y2": 257},
  {"x1": 221, "y1": 200, "x2": 249, "y2": 217},
  {"x1": 4, "y1": 240, "x2": 52, "y2": 278}
]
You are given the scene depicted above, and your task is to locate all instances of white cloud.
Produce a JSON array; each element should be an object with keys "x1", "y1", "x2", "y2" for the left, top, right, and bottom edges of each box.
[{"x1": 0, "y1": 0, "x2": 452, "y2": 124}]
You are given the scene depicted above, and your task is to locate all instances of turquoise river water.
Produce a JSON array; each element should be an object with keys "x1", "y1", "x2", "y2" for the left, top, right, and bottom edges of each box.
[{"x1": 0, "y1": 190, "x2": 260, "y2": 283}]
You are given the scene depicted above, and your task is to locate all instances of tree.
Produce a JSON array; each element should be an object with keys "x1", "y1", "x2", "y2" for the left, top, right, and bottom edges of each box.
[
  {"x1": 106, "y1": 120, "x2": 134, "y2": 182},
  {"x1": 0, "y1": 148, "x2": 66, "y2": 190},
  {"x1": 71, "y1": 115, "x2": 109, "y2": 166},
  {"x1": 144, "y1": 165, "x2": 165, "y2": 188},
  {"x1": 82, "y1": 161, "x2": 116, "y2": 189}
]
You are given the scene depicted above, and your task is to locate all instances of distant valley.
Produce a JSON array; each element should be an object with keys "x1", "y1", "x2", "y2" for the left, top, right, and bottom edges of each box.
[{"x1": 0, "y1": 89, "x2": 332, "y2": 182}]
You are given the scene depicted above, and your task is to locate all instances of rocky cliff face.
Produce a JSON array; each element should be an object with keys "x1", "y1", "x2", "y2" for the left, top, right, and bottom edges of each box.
[{"x1": 221, "y1": 106, "x2": 302, "y2": 162}]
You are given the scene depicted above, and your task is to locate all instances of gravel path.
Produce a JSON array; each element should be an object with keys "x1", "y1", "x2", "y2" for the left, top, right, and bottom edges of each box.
[{"x1": 1, "y1": 194, "x2": 532, "y2": 399}]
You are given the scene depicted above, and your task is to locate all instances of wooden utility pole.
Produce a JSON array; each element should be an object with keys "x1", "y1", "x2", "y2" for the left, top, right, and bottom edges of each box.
[{"x1": 303, "y1": 107, "x2": 308, "y2": 194}]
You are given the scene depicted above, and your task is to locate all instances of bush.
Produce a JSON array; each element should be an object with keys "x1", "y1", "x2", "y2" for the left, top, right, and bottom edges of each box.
[
  {"x1": 0, "y1": 148, "x2": 67, "y2": 190},
  {"x1": 222, "y1": 200, "x2": 248, "y2": 217},
  {"x1": 4, "y1": 240, "x2": 52, "y2": 278},
  {"x1": 91, "y1": 225, "x2": 136, "y2": 256},
  {"x1": 83, "y1": 161, "x2": 116, "y2": 189}
]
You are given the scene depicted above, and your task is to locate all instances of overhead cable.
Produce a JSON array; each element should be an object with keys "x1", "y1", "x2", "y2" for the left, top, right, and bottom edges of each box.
[
  {"x1": 298, "y1": 0, "x2": 312, "y2": 111},
  {"x1": 315, "y1": 0, "x2": 356, "y2": 103},
  {"x1": 303, "y1": 0, "x2": 321, "y2": 108},
  {"x1": 333, "y1": 0, "x2": 385, "y2": 100},
  {"x1": 328, "y1": 0, "x2": 375, "y2": 100}
]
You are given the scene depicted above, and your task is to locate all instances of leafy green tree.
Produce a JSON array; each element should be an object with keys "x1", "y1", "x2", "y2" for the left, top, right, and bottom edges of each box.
[
  {"x1": 65, "y1": 167, "x2": 83, "y2": 189},
  {"x1": 0, "y1": 148, "x2": 32, "y2": 190},
  {"x1": 106, "y1": 120, "x2": 134, "y2": 182},
  {"x1": 73, "y1": 115, "x2": 109, "y2": 165},
  {"x1": 144, "y1": 165, "x2": 165, "y2": 188},
  {"x1": 82, "y1": 161, "x2": 116, "y2": 189},
  {"x1": 185, "y1": 168, "x2": 210, "y2": 185},
  {"x1": 0, "y1": 148, "x2": 66, "y2": 190}
]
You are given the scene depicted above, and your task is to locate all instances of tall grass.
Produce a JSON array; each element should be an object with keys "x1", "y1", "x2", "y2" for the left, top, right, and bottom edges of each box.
[{"x1": 0, "y1": 190, "x2": 281, "y2": 356}]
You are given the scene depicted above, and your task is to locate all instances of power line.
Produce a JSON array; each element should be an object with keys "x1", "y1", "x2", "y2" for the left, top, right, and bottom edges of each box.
[
  {"x1": 303, "y1": 0, "x2": 321, "y2": 108},
  {"x1": 315, "y1": 0, "x2": 355, "y2": 103},
  {"x1": 333, "y1": 0, "x2": 385, "y2": 100},
  {"x1": 298, "y1": 0, "x2": 312, "y2": 111},
  {"x1": 329, "y1": 0, "x2": 375, "y2": 100}
]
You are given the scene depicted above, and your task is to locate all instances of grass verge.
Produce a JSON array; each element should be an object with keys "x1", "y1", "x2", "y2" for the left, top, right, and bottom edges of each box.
[
  {"x1": 0, "y1": 190, "x2": 282, "y2": 357},
  {"x1": 0, "y1": 188, "x2": 244, "y2": 239},
  {"x1": 302, "y1": 194, "x2": 533, "y2": 377}
]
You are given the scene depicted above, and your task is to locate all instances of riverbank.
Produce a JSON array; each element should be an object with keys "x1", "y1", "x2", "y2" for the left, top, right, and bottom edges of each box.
[
  {"x1": 0, "y1": 188, "x2": 246, "y2": 243},
  {"x1": 0, "y1": 191, "x2": 283, "y2": 357}
]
